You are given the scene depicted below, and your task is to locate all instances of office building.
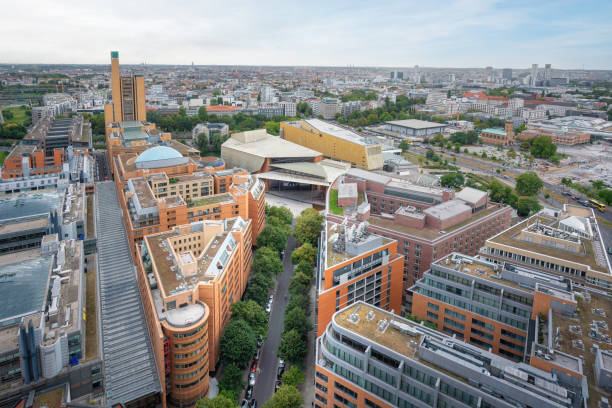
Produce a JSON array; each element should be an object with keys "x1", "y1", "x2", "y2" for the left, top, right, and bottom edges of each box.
[
  {"x1": 281, "y1": 119, "x2": 383, "y2": 170},
  {"x1": 280, "y1": 101, "x2": 297, "y2": 117},
  {"x1": 480, "y1": 121, "x2": 514, "y2": 146},
  {"x1": 502, "y1": 68, "x2": 512, "y2": 80},
  {"x1": 544, "y1": 64, "x2": 552, "y2": 81},
  {"x1": 315, "y1": 219, "x2": 404, "y2": 336},
  {"x1": 113, "y1": 146, "x2": 265, "y2": 253},
  {"x1": 411, "y1": 252, "x2": 612, "y2": 406},
  {"x1": 327, "y1": 170, "x2": 512, "y2": 309},
  {"x1": 517, "y1": 127, "x2": 590, "y2": 145},
  {"x1": 137, "y1": 217, "x2": 252, "y2": 406},
  {"x1": 104, "y1": 51, "x2": 146, "y2": 127},
  {"x1": 315, "y1": 301, "x2": 583, "y2": 408},
  {"x1": 382, "y1": 120, "x2": 447, "y2": 139},
  {"x1": 482, "y1": 205, "x2": 612, "y2": 289},
  {"x1": 531, "y1": 64, "x2": 539, "y2": 87}
]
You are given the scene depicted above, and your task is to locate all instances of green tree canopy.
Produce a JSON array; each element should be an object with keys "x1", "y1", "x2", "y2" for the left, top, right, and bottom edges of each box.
[
  {"x1": 517, "y1": 196, "x2": 542, "y2": 216},
  {"x1": 218, "y1": 363, "x2": 244, "y2": 397},
  {"x1": 262, "y1": 385, "x2": 303, "y2": 408},
  {"x1": 265, "y1": 121, "x2": 281, "y2": 135},
  {"x1": 220, "y1": 319, "x2": 256, "y2": 367},
  {"x1": 294, "y1": 261, "x2": 314, "y2": 278},
  {"x1": 291, "y1": 243, "x2": 316, "y2": 266},
  {"x1": 230, "y1": 300, "x2": 268, "y2": 337},
  {"x1": 278, "y1": 329, "x2": 307, "y2": 364},
  {"x1": 256, "y1": 224, "x2": 288, "y2": 252},
  {"x1": 196, "y1": 394, "x2": 239, "y2": 408},
  {"x1": 530, "y1": 136, "x2": 557, "y2": 159},
  {"x1": 294, "y1": 208, "x2": 323, "y2": 246},
  {"x1": 287, "y1": 293, "x2": 310, "y2": 313},
  {"x1": 516, "y1": 172, "x2": 543, "y2": 196},
  {"x1": 440, "y1": 172, "x2": 465, "y2": 188},
  {"x1": 597, "y1": 189, "x2": 612, "y2": 205},
  {"x1": 399, "y1": 140, "x2": 410, "y2": 152},
  {"x1": 281, "y1": 365, "x2": 305, "y2": 388},
  {"x1": 266, "y1": 205, "x2": 293, "y2": 225},
  {"x1": 284, "y1": 306, "x2": 312, "y2": 337},
  {"x1": 253, "y1": 247, "x2": 283, "y2": 277}
]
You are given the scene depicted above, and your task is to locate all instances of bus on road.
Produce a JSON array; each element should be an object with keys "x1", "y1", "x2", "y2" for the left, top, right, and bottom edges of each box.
[{"x1": 588, "y1": 199, "x2": 606, "y2": 212}]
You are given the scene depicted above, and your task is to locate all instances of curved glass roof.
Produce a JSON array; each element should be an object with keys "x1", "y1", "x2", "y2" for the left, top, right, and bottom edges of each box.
[{"x1": 135, "y1": 146, "x2": 182, "y2": 164}]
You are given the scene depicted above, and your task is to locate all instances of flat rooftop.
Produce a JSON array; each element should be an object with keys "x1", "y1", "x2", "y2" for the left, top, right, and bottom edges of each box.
[
  {"x1": 325, "y1": 221, "x2": 391, "y2": 268},
  {"x1": 487, "y1": 213, "x2": 609, "y2": 276},
  {"x1": 335, "y1": 303, "x2": 421, "y2": 359},
  {"x1": 188, "y1": 192, "x2": 233, "y2": 207},
  {"x1": 0, "y1": 215, "x2": 48, "y2": 235},
  {"x1": 131, "y1": 178, "x2": 157, "y2": 209},
  {"x1": 424, "y1": 199, "x2": 471, "y2": 221},
  {"x1": 223, "y1": 129, "x2": 322, "y2": 158},
  {"x1": 481, "y1": 128, "x2": 507, "y2": 136},
  {"x1": 385, "y1": 119, "x2": 448, "y2": 129},
  {"x1": 304, "y1": 119, "x2": 377, "y2": 146},
  {"x1": 0, "y1": 190, "x2": 62, "y2": 221}
]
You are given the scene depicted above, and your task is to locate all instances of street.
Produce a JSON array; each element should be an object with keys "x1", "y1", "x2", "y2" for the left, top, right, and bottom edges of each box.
[{"x1": 251, "y1": 235, "x2": 299, "y2": 404}]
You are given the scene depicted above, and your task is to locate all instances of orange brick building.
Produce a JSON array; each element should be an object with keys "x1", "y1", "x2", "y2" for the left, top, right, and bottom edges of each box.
[
  {"x1": 113, "y1": 145, "x2": 265, "y2": 256},
  {"x1": 480, "y1": 121, "x2": 515, "y2": 146},
  {"x1": 137, "y1": 217, "x2": 253, "y2": 407},
  {"x1": 517, "y1": 126, "x2": 590, "y2": 145},
  {"x1": 316, "y1": 219, "x2": 404, "y2": 337}
]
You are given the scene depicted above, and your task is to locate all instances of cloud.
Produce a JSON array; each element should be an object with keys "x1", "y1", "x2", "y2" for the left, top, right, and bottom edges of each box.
[{"x1": 1, "y1": 0, "x2": 610, "y2": 68}]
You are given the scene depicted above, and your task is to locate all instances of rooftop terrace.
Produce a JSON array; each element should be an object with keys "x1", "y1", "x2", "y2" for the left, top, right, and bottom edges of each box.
[{"x1": 188, "y1": 192, "x2": 233, "y2": 208}]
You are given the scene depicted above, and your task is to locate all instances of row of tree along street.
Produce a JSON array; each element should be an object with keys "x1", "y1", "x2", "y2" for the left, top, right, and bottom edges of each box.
[{"x1": 196, "y1": 206, "x2": 293, "y2": 408}]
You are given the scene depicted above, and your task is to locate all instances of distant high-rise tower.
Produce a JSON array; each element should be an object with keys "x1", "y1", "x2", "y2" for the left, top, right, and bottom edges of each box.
[
  {"x1": 530, "y1": 64, "x2": 538, "y2": 86},
  {"x1": 544, "y1": 64, "x2": 552, "y2": 81},
  {"x1": 104, "y1": 51, "x2": 146, "y2": 127},
  {"x1": 502, "y1": 68, "x2": 512, "y2": 80}
]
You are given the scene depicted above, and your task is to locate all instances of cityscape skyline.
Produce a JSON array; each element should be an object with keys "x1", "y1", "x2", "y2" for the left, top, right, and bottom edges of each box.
[{"x1": 2, "y1": 0, "x2": 612, "y2": 69}]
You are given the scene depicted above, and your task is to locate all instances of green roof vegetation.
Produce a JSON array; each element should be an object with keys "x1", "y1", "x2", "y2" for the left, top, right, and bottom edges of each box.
[
  {"x1": 328, "y1": 189, "x2": 344, "y2": 215},
  {"x1": 188, "y1": 193, "x2": 232, "y2": 207}
]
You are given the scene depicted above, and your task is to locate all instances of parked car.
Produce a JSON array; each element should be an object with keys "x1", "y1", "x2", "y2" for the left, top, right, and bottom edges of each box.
[
  {"x1": 249, "y1": 400, "x2": 258, "y2": 408},
  {"x1": 571, "y1": 196, "x2": 578, "y2": 201},
  {"x1": 254, "y1": 349, "x2": 261, "y2": 361},
  {"x1": 278, "y1": 358, "x2": 285, "y2": 369},
  {"x1": 265, "y1": 303, "x2": 272, "y2": 314},
  {"x1": 277, "y1": 366, "x2": 284, "y2": 380},
  {"x1": 248, "y1": 372, "x2": 256, "y2": 386},
  {"x1": 245, "y1": 386, "x2": 253, "y2": 399},
  {"x1": 250, "y1": 360, "x2": 258, "y2": 372},
  {"x1": 268, "y1": 295, "x2": 274, "y2": 303},
  {"x1": 257, "y1": 335, "x2": 264, "y2": 348},
  {"x1": 241, "y1": 399, "x2": 249, "y2": 408},
  {"x1": 274, "y1": 380, "x2": 282, "y2": 393}
]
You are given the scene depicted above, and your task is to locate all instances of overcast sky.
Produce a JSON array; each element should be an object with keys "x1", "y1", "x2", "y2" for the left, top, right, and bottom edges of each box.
[{"x1": 2, "y1": 0, "x2": 611, "y2": 69}]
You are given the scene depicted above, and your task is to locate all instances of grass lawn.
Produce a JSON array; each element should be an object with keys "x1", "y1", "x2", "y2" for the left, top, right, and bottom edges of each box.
[
  {"x1": 328, "y1": 189, "x2": 343, "y2": 215},
  {"x1": 2, "y1": 106, "x2": 29, "y2": 124},
  {"x1": 0, "y1": 151, "x2": 8, "y2": 166}
]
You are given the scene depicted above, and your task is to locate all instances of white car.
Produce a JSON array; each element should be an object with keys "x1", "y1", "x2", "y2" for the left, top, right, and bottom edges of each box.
[{"x1": 248, "y1": 372, "x2": 256, "y2": 386}]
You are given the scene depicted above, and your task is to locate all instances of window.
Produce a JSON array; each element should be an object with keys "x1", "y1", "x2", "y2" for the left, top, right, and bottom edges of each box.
[
  {"x1": 335, "y1": 393, "x2": 357, "y2": 408},
  {"x1": 444, "y1": 309, "x2": 466, "y2": 321},
  {"x1": 316, "y1": 371, "x2": 329, "y2": 383},
  {"x1": 439, "y1": 381, "x2": 478, "y2": 407},
  {"x1": 315, "y1": 382, "x2": 328, "y2": 393},
  {"x1": 335, "y1": 382, "x2": 357, "y2": 398},
  {"x1": 367, "y1": 364, "x2": 396, "y2": 386}
]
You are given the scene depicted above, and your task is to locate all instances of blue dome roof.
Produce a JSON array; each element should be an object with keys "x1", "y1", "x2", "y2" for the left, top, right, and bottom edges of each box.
[{"x1": 135, "y1": 146, "x2": 182, "y2": 163}]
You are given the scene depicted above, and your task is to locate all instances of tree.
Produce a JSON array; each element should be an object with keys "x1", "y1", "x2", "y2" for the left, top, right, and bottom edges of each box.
[
  {"x1": 256, "y1": 224, "x2": 288, "y2": 253},
  {"x1": 266, "y1": 206, "x2": 293, "y2": 225},
  {"x1": 281, "y1": 365, "x2": 305, "y2": 388},
  {"x1": 517, "y1": 196, "x2": 542, "y2": 216},
  {"x1": 598, "y1": 189, "x2": 612, "y2": 205},
  {"x1": 530, "y1": 136, "x2": 557, "y2": 159},
  {"x1": 440, "y1": 172, "x2": 464, "y2": 188},
  {"x1": 294, "y1": 208, "x2": 323, "y2": 246},
  {"x1": 294, "y1": 261, "x2": 314, "y2": 278},
  {"x1": 289, "y1": 272, "x2": 311, "y2": 296},
  {"x1": 220, "y1": 319, "x2": 256, "y2": 367},
  {"x1": 253, "y1": 247, "x2": 283, "y2": 277},
  {"x1": 262, "y1": 385, "x2": 302, "y2": 408},
  {"x1": 245, "y1": 280, "x2": 269, "y2": 306},
  {"x1": 230, "y1": 301, "x2": 268, "y2": 337},
  {"x1": 291, "y1": 243, "x2": 316, "y2": 265},
  {"x1": 516, "y1": 172, "x2": 543, "y2": 196},
  {"x1": 561, "y1": 177, "x2": 572, "y2": 186},
  {"x1": 520, "y1": 141, "x2": 530, "y2": 152},
  {"x1": 287, "y1": 293, "x2": 310, "y2": 313},
  {"x1": 218, "y1": 363, "x2": 244, "y2": 397},
  {"x1": 592, "y1": 180, "x2": 606, "y2": 190},
  {"x1": 196, "y1": 133, "x2": 209, "y2": 155},
  {"x1": 278, "y1": 329, "x2": 307, "y2": 364},
  {"x1": 2, "y1": 110, "x2": 14, "y2": 120},
  {"x1": 198, "y1": 106, "x2": 209, "y2": 122},
  {"x1": 507, "y1": 149, "x2": 517, "y2": 159},
  {"x1": 284, "y1": 307, "x2": 312, "y2": 336},
  {"x1": 399, "y1": 140, "x2": 410, "y2": 152},
  {"x1": 265, "y1": 121, "x2": 280, "y2": 136},
  {"x1": 196, "y1": 394, "x2": 239, "y2": 408}
]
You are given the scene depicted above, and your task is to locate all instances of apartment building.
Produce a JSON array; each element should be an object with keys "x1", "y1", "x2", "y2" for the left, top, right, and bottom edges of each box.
[
  {"x1": 137, "y1": 217, "x2": 252, "y2": 406},
  {"x1": 113, "y1": 145, "x2": 265, "y2": 254},
  {"x1": 410, "y1": 252, "x2": 612, "y2": 405},
  {"x1": 327, "y1": 170, "x2": 512, "y2": 308},
  {"x1": 482, "y1": 205, "x2": 612, "y2": 289},
  {"x1": 320, "y1": 98, "x2": 340, "y2": 119},
  {"x1": 315, "y1": 301, "x2": 583, "y2": 408},
  {"x1": 316, "y1": 219, "x2": 404, "y2": 336},
  {"x1": 281, "y1": 119, "x2": 383, "y2": 170},
  {"x1": 517, "y1": 125, "x2": 590, "y2": 145}
]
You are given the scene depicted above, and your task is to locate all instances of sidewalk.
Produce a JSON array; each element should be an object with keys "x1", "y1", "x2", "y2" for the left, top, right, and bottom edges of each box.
[{"x1": 300, "y1": 275, "x2": 317, "y2": 407}]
